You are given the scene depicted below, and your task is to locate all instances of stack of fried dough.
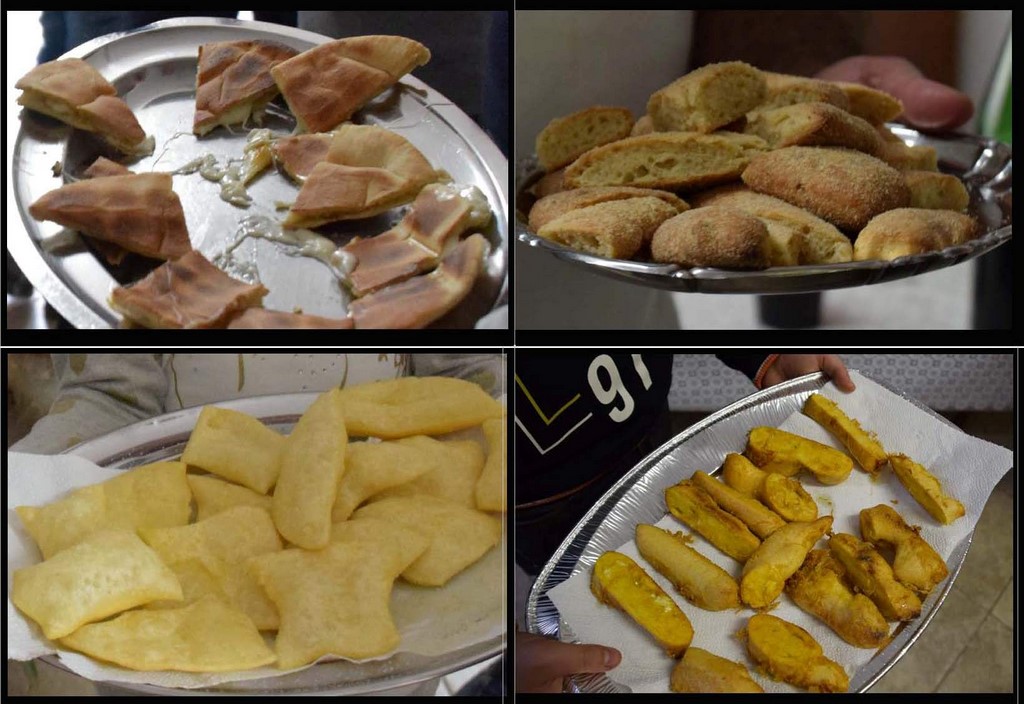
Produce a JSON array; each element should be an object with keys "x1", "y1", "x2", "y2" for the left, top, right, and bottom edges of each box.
[
  {"x1": 528, "y1": 62, "x2": 980, "y2": 268},
  {"x1": 12, "y1": 377, "x2": 506, "y2": 674},
  {"x1": 589, "y1": 392, "x2": 963, "y2": 693}
]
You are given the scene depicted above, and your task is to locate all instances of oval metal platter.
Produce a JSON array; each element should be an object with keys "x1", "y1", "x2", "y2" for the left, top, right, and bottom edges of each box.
[
  {"x1": 515, "y1": 127, "x2": 1011, "y2": 294},
  {"x1": 52, "y1": 392, "x2": 504, "y2": 695},
  {"x1": 8, "y1": 17, "x2": 508, "y2": 328},
  {"x1": 526, "y1": 371, "x2": 973, "y2": 693}
]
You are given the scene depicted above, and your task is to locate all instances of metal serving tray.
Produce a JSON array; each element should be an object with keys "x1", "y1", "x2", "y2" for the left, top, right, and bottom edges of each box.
[
  {"x1": 526, "y1": 372, "x2": 972, "y2": 693},
  {"x1": 8, "y1": 17, "x2": 508, "y2": 328},
  {"x1": 53, "y1": 392, "x2": 504, "y2": 695},
  {"x1": 515, "y1": 127, "x2": 1011, "y2": 294}
]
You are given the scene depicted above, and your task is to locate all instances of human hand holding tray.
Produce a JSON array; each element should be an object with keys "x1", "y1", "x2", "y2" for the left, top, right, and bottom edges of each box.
[{"x1": 542, "y1": 370, "x2": 1011, "y2": 693}]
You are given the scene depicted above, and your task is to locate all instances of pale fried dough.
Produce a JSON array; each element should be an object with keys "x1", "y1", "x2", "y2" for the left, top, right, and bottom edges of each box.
[{"x1": 758, "y1": 72, "x2": 851, "y2": 111}]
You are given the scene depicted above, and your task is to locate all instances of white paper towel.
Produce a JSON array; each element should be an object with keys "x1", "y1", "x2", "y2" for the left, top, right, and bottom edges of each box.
[
  {"x1": 6, "y1": 450, "x2": 505, "y2": 689},
  {"x1": 547, "y1": 370, "x2": 1012, "y2": 693}
]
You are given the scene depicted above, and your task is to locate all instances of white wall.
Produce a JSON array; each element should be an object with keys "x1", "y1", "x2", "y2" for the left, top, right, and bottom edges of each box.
[{"x1": 956, "y1": 10, "x2": 1012, "y2": 131}]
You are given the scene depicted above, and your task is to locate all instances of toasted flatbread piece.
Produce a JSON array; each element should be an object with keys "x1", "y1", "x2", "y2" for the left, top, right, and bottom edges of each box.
[
  {"x1": 354, "y1": 496, "x2": 501, "y2": 586},
  {"x1": 16, "y1": 461, "x2": 190, "y2": 560},
  {"x1": 284, "y1": 124, "x2": 437, "y2": 227},
  {"x1": 327, "y1": 34, "x2": 430, "y2": 79},
  {"x1": 346, "y1": 183, "x2": 491, "y2": 296},
  {"x1": 832, "y1": 81, "x2": 903, "y2": 124},
  {"x1": 350, "y1": 233, "x2": 487, "y2": 329},
  {"x1": 272, "y1": 133, "x2": 333, "y2": 183},
  {"x1": 565, "y1": 131, "x2": 767, "y2": 190},
  {"x1": 854, "y1": 208, "x2": 981, "y2": 261},
  {"x1": 82, "y1": 156, "x2": 131, "y2": 179},
  {"x1": 335, "y1": 375, "x2": 504, "y2": 439},
  {"x1": 226, "y1": 307, "x2": 354, "y2": 329},
  {"x1": 538, "y1": 197, "x2": 678, "y2": 259},
  {"x1": 29, "y1": 173, "x2": 191, "y2": 260},
  {"x1": 61, "y1": 595, "x2": 275, "y2": 671},
  {"x1": 16, "y1": 58, "x2": 151, "y2": 154},
  {"x1": 651, "y1": 206, "x2": 771, "y2": 269},
  {"x1": 12, "y1": 529, "x2": 182, "y2": 640},
  {"x1": 193, "y1": 40, "x2": 298, "y2": 135},
  {"x1": 691, "y1": 184, "x2": 852, "y2": 265},
  {"x1": 759, "y1": 72, "x2": 850, "y2": 111},
  {"x1": 528, "y1": 186, "x2": 688, "y2": 232},
  {"x1": 181, "y1": 406, "x2": 285, "y2": 494},
  {"x1": 743, "y1": 101, "x2": 883, "y2": 154},
  {"x1": 903, "y1": 171, "x2": 970, "y2": 211},
  {"x1": 271, "y1": 35, "x2": 428, "y2": 133},
  {"x1": 536, "y1": 106, "x2": 635, "y2": 171},
  {"x1": 877, "y1": 139, "x2": 939, "y2": 172},
  {"x1": 649, "y1": 61, "x2": 766, "y2": 133},
  {"x1": 742, "y1": 147, "x2": 910, "y2": 231},
  {"x1": 110, "y1": 251, "x2": 268, "y2": 329}
]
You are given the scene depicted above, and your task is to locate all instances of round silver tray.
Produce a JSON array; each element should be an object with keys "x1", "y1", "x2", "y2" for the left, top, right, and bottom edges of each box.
[
  {"x1": 50, "y1": 392, "x2": 504, "y2": 695},
  {"x1": 515, "y1": 127, "x2": 1011, "y2": 293},
  {"x1": 7, "y1": 17, "x2": 508, "y2": 328},
  {"x1": 525, "y1": 371, "x2": 972, "y2": 693}
]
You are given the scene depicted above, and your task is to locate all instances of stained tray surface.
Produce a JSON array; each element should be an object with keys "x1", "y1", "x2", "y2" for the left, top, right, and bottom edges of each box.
[
  {"x1": 51, "y1": 392, "x2": 504, "y2": 694},
  {"x1": 526, "y1": 372, "x2": 971, "y2": 693},
  {"x1": 8, "y1": 17, "x2": 508, "y2": 328},
  {"x1": 515, "y1": 127, "x2": 1011, "y2": 293}
]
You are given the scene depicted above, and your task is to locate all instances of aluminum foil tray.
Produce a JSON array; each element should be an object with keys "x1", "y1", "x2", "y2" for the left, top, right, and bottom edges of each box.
[
  {"x1": 54, "y1": 392, "x2": 504, "y2": 695},
  {"x1": 515, "y1": 127, "x2": 1011, "y2": 293},
  {"x1": 8, "y1": 17, "x2": 508, "y2": 328},
  {"x1": 526, "y1": 371, "x2": 972, "y2": 693}
]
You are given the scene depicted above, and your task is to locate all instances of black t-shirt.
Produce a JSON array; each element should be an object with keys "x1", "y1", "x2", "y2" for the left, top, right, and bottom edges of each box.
[{"x1": 515, "y1": 353, "x2": 767, "y2": 506}]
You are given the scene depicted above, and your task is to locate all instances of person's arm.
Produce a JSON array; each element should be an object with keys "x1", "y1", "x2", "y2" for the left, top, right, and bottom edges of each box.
[
  {"x1": 717, "y1": 354, "x2": 856, "y2": 391},
  {"x1": 11, "y1": 354, "x2": 169, "y2": 454}
]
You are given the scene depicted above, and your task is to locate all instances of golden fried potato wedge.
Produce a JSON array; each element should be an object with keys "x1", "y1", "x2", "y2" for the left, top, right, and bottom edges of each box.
[
  {"x1": 888, "y1": 454, "x2": 965, "y2": 524},
  {"x1": 739, "y1": 515, "x2": 832, "y2": 608},
  {"x1": 744, "y1": 613, "x2": 849, "y2": 692},
  {"x1": 721, "y1": 453, "x2": 818, "y2": 522},
  {"x1": 802, "y1": 394, "x2": 888, "y2": 475},
  {"x1": 590, "y1": 551, "x2": 693, "y2": 657},
  {"x1": 828, "y1": 532, "x2": 921, "y2": 621},
  {"x1": 786, "y1": 549, "x2": 889, "y2": 648},
  {"x1": 670, "y1": 646, "x2": 763, "y2": 693},
  {"x1": 746, "y1": 426, "x2": 854, "y2": 485},
  {"x1": 635, "y1": 524, "x2": 740, "y2": 611},
  {"x1": 692, "y1": 470, "x2": 785, "y2": 539},
  {"x1": 860, "y1": 504, "x2": 948, "y2": 595},
  {"x1": 665, "y1": 481, "x2": 761, "y2": 562}
]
